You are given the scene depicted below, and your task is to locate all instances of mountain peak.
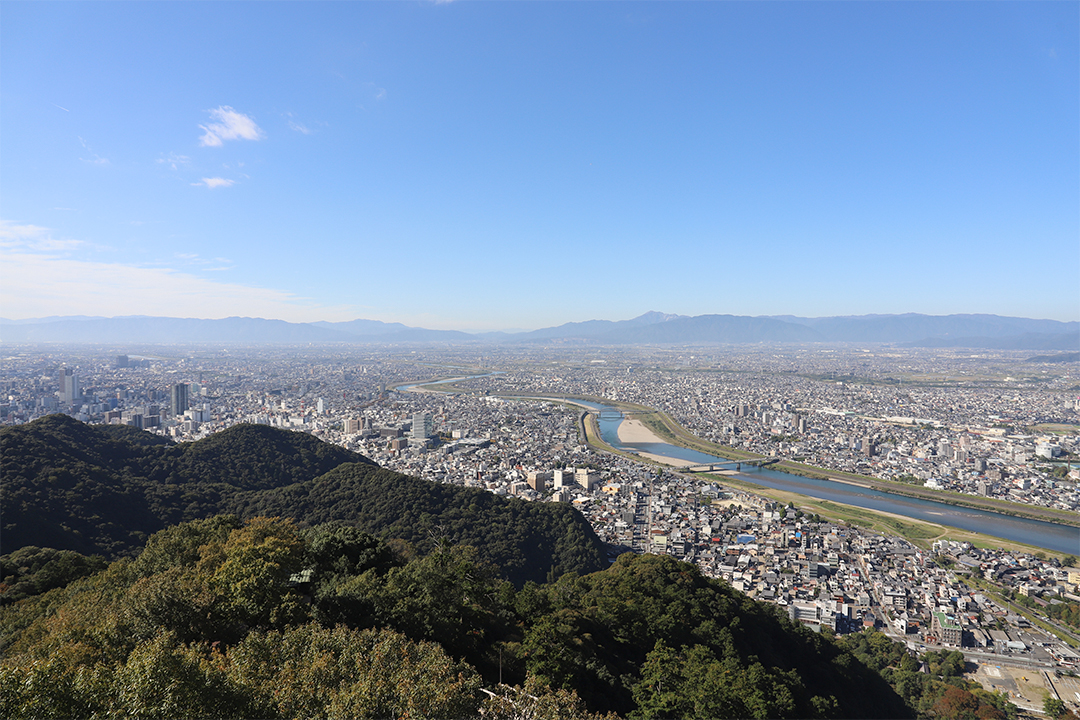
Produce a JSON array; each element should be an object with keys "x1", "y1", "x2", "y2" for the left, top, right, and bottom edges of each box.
[{"x1": 629, "y1": 311, "x2": 684, "y2": 325}]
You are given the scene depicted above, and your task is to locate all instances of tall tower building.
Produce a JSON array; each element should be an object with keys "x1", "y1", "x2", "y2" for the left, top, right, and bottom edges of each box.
[
  {"x1": 58, "y1": 367, "x2": 80, "y2": 405},
  {"x1": 170, "y1": 383, "x2": 190, "y2": 417},
  {"x1": 411, "y1": 413, "x2": 433, "y2": 441}
]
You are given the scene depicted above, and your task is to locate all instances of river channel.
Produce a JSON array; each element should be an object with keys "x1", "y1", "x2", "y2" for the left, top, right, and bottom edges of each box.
[
  {"x1": 573, "y1": 400, "x2": 1080, "y2": 555},
  {"x1": 395, "y1": 378, "x2": 1078, "y2": 554}
]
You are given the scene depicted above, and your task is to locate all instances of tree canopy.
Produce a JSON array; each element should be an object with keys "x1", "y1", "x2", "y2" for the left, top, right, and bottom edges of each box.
[
  {"x1": 1, "y1": 415, "x2": 606, "y2": 585},
  {"x1": 1, "y1": 516, "x2": 916, "y2": 719}
]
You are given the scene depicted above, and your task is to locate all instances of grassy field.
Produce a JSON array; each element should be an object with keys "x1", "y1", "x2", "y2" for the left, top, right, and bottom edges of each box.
[{"x1": 1029, "y1": 423, "x2": 1080, "y2": 436}]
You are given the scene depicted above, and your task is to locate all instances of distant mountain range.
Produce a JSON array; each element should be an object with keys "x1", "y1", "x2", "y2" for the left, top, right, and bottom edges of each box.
[{"x1": 1, "y1": 312, "x2": 1076, "y2": 350}]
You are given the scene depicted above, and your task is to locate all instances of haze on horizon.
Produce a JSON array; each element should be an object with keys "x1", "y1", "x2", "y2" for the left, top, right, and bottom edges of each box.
[{"x1": 1, "y1": 2, "x2": 1077, "y2": 331}]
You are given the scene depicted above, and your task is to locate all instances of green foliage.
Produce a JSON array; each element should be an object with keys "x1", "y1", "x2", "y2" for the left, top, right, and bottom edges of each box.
[
  {"x1": 923, "y1": 649, "x2": 966, "y2": 677},
  {"x1": 227, "y1": 624, "x2": 481, "y2": 719},
  {"x1": 1044, "y1": 696, "x2": 1067, "y2": 719},
  {"x1": 0, "y1": 512, "x2": 918, "y2": 719},
  {"x1": 2, "y1": 415, "x2": 606, "y2": 586},
  {"x1": 630, "y1": 639, "x2": 808, "y2": 719},
  {"x1": 0, "y1": 625, "x2": 479, "y2": 720},
  {"x1": 480, "y1": 676, "x2": 620, "y2": 719},
  {"x1": 208, "y1": 516, "x2": 307, "y2": 628},
  {"x1": 974, "y1": 689, "x2": 1018, "y2": 720},
  {"x1": 513, "y1": 554, "x2": 909, "y2": 718},
  {"x1": 838, "y1": 630, "x2": 1017, "y2": 720},
  {"x1": 229, "y1": 461, "x2": 608, "y2": 586},
  {"x1": 1045, "y1": 600, "x2": 1080, "y2": 630},
  {"x1": 0, "y1": 415, "x2": 364, "y2": 557},
  {"x1": 0, "y1": 546, "x2": 107, "y2": 604}
]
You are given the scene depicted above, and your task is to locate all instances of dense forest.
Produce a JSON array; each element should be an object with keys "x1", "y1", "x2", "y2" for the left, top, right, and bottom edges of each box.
[
  {"x1": 0, "y1": 514, "x2": 909, "y2": 719},
  {"x1": 1, "y1": 515, "x2": 1022, "y2": 719},
  {"x1": 0, "y1": 415, "x2": 605, "y2": 585}
]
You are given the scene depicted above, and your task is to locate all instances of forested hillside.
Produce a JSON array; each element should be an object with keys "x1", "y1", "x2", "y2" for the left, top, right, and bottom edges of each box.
[
  {"x1": 2, "y1": 515, "x2": 923, "y2": 719},
  {"x1": 226, "y1": 462, "x2": 605, "y2": 585},
  {"x1": 1, "y1": 414, "x2": 366, "y2": 556},
  {"x1": 0, "y1": 414, "x2": 606, "y2": 585}
]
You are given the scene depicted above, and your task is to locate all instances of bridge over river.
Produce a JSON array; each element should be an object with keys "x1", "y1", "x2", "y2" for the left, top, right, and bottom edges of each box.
[
  {"x1": 576, "y1": 398, "x2": 1079, "y2": 554},
  {"x1": 681, "y1": 458, "x2": 781, "y2": 473}
]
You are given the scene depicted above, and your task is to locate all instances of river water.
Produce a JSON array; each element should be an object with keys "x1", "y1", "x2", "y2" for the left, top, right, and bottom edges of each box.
[{"x1": 575, "y1": 401, "x2": 1080, "y2": 555}]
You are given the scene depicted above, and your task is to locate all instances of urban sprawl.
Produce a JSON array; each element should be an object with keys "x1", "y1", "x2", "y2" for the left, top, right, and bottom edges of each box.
[{"x1": 4, "y1": 343, "x2": 1079, "y2": 714}]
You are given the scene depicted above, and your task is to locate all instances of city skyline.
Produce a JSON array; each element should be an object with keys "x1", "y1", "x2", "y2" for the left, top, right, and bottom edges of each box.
[{"x1": 2, "y1": 2, "x2": 1077, "y2": 331}]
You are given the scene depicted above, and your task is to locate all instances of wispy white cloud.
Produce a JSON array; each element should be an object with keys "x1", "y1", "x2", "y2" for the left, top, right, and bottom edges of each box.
[
  {"x1": 0, "y1": 221, "x2": 85, "y2": 252},
  {"x1": 363, "y1": 82, "x2": 388, "y2": 101},
  {"x1": 0, "y1": 221, "x2": 357, "y2": 322},
  {"x1": 192, "y1": 177, "x2": 235, "y2": 189},
  {"x1": 52, "y1": 103, "x2": 70, "y2": 112},
  {"x1": 284, "y1": 112, "x2": 312, "y2": 134},
  {"x1": 78, "y1": 137, "x2": 109, "y2": 165},
  {"x1": 172, "y1": 251, "x2": 234, "y2": 272},
  {"x1": 157, "y1": 152, "x2": 191, "y2": 170},
  {"x1": 199, "y1": 106, "x2": 265, "y2": 147}
]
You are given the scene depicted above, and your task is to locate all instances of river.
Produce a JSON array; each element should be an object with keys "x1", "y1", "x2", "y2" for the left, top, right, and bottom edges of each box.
[
  {"x1": 575, "y1": 400, "x2": 1080, "y2": 555},
  {"x1": 392, "y1": 379, "x2": 1078, "y2": 554}
]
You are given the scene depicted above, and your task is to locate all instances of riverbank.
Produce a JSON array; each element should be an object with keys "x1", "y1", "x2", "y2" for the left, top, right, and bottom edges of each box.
[
  {"x1": 610, "y1": 417, "x2": 1075, "y2": 554},
  {"x1": 621, "y1": 401, "x2": 1080, "y2": 530},
  {"x1": 509, "y1": 393, "x2": 1079, "y2": 544},
  {"x1": 705, "y1": 472, "x2": 1075, "y2": 559},
  {"x1": 561, "y1": 395, "x2": 1078, "y2": 553},
  {"x1": 614, "y1": 419, "x2": 694, "y2": 465}
]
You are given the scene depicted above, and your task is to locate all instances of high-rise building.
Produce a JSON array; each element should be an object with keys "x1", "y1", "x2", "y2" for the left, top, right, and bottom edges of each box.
[
  {"x1": 411, "y1": 413, "x2": 433, "y2": 440},
  {"x1": 58, "y1": 367, "x2": 80, "y2": 405},
  {"x1": 575, "y1": 468, "x2": 599, "y2": 491},
  {"x1": 527, "y1": 471, "x2": 550, "y2": 492},
  {"x1": 170, "y1": 383, "x2": 190, "y2": 417}
]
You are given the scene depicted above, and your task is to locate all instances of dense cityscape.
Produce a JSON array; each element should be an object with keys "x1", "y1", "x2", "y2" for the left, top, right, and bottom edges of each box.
[{"x1": 2, "y1": 342, "x2": 1079, "y2": 714}]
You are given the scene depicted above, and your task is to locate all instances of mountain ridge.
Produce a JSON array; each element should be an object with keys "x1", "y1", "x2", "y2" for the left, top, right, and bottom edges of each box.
[
  {"x1": 0, "y1": 415, "x2": 606, "y2": 585},
  {"x1": 1, "y1": 311, "x2": 1076, "y2": 349}
]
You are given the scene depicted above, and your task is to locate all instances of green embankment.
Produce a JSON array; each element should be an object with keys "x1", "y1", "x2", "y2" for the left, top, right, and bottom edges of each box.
[{"x1": 702, "y1": 473, "x2": 1075, "y2": 561}]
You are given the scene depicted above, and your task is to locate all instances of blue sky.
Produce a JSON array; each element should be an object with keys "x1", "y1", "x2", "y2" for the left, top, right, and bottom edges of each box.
[{"x1": 2, "y1": 2, "x2": 1076, "y2": 331}]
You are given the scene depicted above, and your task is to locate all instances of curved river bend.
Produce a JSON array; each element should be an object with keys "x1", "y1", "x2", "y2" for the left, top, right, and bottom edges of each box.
[
  {"x1": 394, "y1": 380, "x2": 1078, "y2": 555},
  {"x1": 577, "y1": 401, "x2": 1079, "y2": 555}
]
